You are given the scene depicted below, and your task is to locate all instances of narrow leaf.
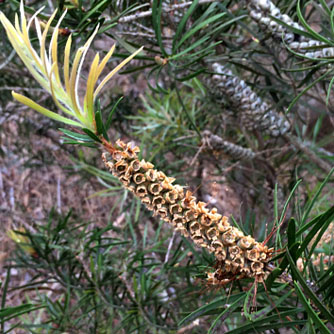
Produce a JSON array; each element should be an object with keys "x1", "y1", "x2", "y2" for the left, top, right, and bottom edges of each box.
[
  {"x1": 106, "y1": 96, "x2": 123, "y2": 130},
  {"x1": 82, "y1": 128, "x2": 102, "y2": 143},
  {"x1": 172, "y1": 0, "x2": 199, "y2": 53},
  {"x1": 294, "y1": 282, "x2": 331, "y2": 334},
  {"x1": 301, "y1": 168, "x2": 334, "y2": 224},
  {"x1": 287, "y1": 251, "x2": 334, "y2": 325},
  {"x1": 152, "y1": 0, "x2": 167, "y2": 57},
  {"x1": 286, "y1": 70, "x2": 332, "y2": 113},
  {"x1": 297, "y1": 0, "x2": 334, "y2": 46},
  {"x1": 208, "y1": 295, "x2": 244, "y2": 334},
  {"x1": 175, "y1": 13, "x2": 226, "y2": 49},
  {"x1": 78, "y1": 0, "x2": 109, "y2": 29},
  {"x1": 297, "y1": 206, "x2": 334, "y2": 258},
  {"x1": 59, "y1": 128, "x2": 94, "y2": 142},
  {"x1": 95, "y1": 110, "x2": 108, "y2": 140},
  {"x1": 225, "y1": 310, "x2": 305, "y2": 334},
  {"x1": 179, "y1": 292, "x2": 245, "y2": 326},
  {"x1": 12, "y1": 92, "x2": 83, "y2": 128},
  {"x1": 288, "y1": 218, "x2": 296, "y2": 251}
]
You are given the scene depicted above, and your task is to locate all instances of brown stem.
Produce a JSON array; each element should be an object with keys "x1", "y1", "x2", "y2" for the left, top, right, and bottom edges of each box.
[
  {"x1": 286, "y1": 135, "x2": 333, "y2": 174},
  {"x1": 100, "y1": 137, "x2": 116, "y2": 154}
]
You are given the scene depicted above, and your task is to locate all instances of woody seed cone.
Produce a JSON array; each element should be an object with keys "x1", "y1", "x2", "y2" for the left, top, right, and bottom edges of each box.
[{"x1": 102, "y1": 140, "x2": 274, "y2": 284}]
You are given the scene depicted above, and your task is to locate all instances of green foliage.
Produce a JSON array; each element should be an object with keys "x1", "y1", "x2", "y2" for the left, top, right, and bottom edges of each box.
[
  {"x1": 4, "y1": 209, "x2": 215, "y2": 333},
  {"x1": 1, "y1": 177, "x2": 333, "y2": 333}
]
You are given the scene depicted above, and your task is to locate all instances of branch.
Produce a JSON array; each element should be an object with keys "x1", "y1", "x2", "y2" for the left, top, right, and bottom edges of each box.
[
  {"x1": 118, "y1": 0, "x2": 216, "y2": 23},
  {"x1": 287, "y1": 135, "x2": 333, "y2": 174}
]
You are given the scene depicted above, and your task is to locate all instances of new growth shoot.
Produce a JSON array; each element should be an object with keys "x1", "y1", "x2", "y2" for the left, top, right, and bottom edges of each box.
[{"x1": 0, "y1": 1, "x2": 143, "y2": 132}]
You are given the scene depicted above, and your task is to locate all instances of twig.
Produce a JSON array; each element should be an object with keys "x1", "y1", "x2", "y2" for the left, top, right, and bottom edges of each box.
[
  {"x1": 132, "y1": 21, "x2": 155, "y2": 34},
  {"x1": 303, "y1": 140, "x2": 334, "y2": 158},
  {"x1": 287, "y1": 135, "x2": 333, "y2": 174},
  {"x1": 164, "y1": 230, "x2": 176, "y2": 264},
  {"x1": 0, "y1": 86, "x2": 45, "y2": 92},
  {"x1": 0, "y1": 49, "x2": 15, "y2": 70},
  {"x1": 190, "y1": 141, "x2": 205, "y2": 166},
  {"x1": 118, "y1": 31, "x2": 155, "y2": 38},
  {"x1": 9, "y1": 187, "x2": 15, "y2": 211},
  {"x1": 0, "y1": 171, "x2": 5, "y2": 200},
  {"x1": 57, "y1": 176, "x2": 61, "y2": 214},
  {"x1": 177, "y1": 319, "x2": 200, "y2": 334},
  {"x1": 47, "y1": 0, "x2": 54, "y2": 12},
  {"x1": 118, "y1": 0, "x2": 216, "y2": 23}
]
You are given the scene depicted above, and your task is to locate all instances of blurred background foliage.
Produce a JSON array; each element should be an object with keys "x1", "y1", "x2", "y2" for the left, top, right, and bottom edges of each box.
[{"x1": 0, "y1": 0, "x2": 334, "y2": 333}]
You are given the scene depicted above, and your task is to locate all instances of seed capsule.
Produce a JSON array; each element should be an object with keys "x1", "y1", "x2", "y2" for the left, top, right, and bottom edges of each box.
[
  {"x1": 215, "y1": 249, "x2": 227, "y2": 261},
  {"x1": 130, "y1": 159, "x2": 141, "y2": 172},
  {"x1": 142, "y1": 197, "x2": 151, "y2": 206},
  {"x1": 222, "y1": 229, "x2": 239, "y2": 245},
  {"x1": 229, "y1": 245, "x2": 241, "y2": 259},
  {"x1": 115, "y1": 160, "x2": 128, "y2": 174},
  {"x1": 172, "y1": 215, "x2": 185, "y2": 227},
  {"x1": 156, "y1": 206, "x2": 169, "y2": 219},
  {"x1": 148, "y1": 183, "x2": 162, "y2": 195},
  {"x1": 170, "y1": 203, "x2": 182, "y2": 215},
  {"x1": 207, "y1": 227, "x2": 219, "y2": 240},
  {"x1": 232, "y1": 255, "x2": 244, "y2": 273},
  {"x1": 238, "y1": 236, "x2": 255, "y2": 250},
  {"x1": 133, "y1": 173, "x2": 146, "y2": 184},
  {"x1": 165, "y1": 190, "x2": 178, "y2": 204},
  {"x1": 251, "y1": 261, "x2": 264, "y2": 274},
  {"x1": 190, "y1": 221, "x2": 201, "y2": 235},
  {"x1": 146, "y1": 169, "x2": 157, "y2": 182},
  {"x1": 136, "y1": 185, "x2": 148, "y2": 198},
  {"x1": 152, "y1": 195, "x2": 165, "y2": 207},
  {"x1": 140, "y1": 160, "x2": 154, "y2": 170},
  {"x1": 247, "y1": 248, "x2": 260, "y2": 261}
]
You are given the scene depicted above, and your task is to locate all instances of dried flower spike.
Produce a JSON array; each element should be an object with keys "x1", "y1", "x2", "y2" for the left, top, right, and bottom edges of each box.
[
  {"x1": 102, "y1": 140, "x2": 274, "y2": 283},
  {"x1": 207, "y1": 63, "x2": 290, "y2": 137},
  {"x1": 248, "y1": 0, "x2": 334, "y2": 59},
  {"x1": 202, "y1": 130, "x2": 256, "y2": 161}
]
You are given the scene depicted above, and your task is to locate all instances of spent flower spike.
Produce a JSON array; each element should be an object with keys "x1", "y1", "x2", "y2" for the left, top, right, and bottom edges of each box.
[{"x1": 0, "y1": 1, "x2": 143, "y2": 132}]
